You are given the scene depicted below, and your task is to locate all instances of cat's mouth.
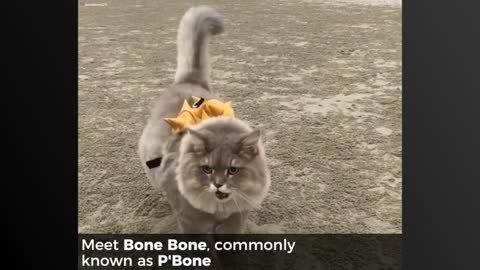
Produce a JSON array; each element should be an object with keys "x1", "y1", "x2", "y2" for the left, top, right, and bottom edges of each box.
[{"x1": 215, "y1": 191, "x2": 229, "y2": 200}]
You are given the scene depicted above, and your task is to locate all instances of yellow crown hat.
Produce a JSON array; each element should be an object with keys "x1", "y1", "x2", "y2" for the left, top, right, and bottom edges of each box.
[{"x1": 164, "y1": 96, "x2": 235, "y2": 133}]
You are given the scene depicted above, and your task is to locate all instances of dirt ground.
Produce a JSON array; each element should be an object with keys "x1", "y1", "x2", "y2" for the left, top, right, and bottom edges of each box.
[{"x1": 78, "y1": 0, "x2": 401, "y2": 233}]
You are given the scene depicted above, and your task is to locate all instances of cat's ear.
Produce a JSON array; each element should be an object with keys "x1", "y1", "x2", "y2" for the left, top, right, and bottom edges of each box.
[
  {"x1": 238, "y1": 129, "x2": 261, "y2": 159},
  {"x1": 186, "y1": 128, "x2": 211, "y2": 154}
]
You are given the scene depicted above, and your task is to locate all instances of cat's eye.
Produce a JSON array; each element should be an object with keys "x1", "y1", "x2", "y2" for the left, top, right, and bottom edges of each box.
[
  {"x1": 227, "y1": 167, "x2": 239, "y2": 175},
  {"x1": 200, "y1": 165, "x2": 212, "y2": 174}
]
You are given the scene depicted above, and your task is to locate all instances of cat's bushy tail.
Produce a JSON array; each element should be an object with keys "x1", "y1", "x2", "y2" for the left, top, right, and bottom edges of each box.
[{"x1": 174, "y1": 6, "x2": 224, "y2": 90}]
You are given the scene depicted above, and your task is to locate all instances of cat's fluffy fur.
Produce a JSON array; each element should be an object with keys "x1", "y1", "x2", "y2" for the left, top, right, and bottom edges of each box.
[{"x1": 138, "y1": 6, "x2": 270, "y2": 233}]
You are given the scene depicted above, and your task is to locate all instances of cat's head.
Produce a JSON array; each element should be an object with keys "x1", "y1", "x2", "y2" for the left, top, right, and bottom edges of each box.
[{"x1": 175, "y1": 116, "x2": 270, "y2": 214}]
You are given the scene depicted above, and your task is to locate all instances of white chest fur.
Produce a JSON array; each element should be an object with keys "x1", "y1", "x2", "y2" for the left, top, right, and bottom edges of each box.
[{"x1": 213, "y1": 211, "x2": 231, "y2": 220}]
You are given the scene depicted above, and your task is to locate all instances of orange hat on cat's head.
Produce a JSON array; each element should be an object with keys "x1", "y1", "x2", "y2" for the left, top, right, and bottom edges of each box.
[{"x1": 164, "y1": 96, "x2": 235, "y2": 133}]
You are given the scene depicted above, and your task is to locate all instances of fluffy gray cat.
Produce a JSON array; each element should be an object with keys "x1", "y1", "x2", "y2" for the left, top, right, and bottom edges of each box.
[{"x1": 138, "y1": 6, "x2": 270, "y2": 233}]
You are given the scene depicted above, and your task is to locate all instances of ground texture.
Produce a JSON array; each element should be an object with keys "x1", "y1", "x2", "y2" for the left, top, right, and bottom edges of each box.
[{"x1": 79, "y1": 0, "x2": 402, "y2": 233}]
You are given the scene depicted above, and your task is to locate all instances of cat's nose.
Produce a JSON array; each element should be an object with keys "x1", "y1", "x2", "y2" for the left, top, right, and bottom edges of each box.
[{"x1": 214, "y1": 183, "x2": 222, "y2": 188}]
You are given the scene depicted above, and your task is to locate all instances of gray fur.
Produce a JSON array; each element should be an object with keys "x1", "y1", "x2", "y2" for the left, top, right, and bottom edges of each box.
[
  {"x1": 138, "y1": 6, "x2": 270, "y2": 233},
  {"x1": 174, "y1": 6, "x2": 224, "y2": 90}
]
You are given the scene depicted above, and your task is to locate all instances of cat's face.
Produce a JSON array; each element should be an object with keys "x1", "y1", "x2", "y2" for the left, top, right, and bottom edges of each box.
[{"x1": 176, "y1": 117, "x2": 270, "y2": 214}]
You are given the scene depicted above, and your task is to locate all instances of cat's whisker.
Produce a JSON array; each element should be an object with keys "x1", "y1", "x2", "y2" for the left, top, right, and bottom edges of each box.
[
  {"x1": 232, "y1": 196, "x2": 244, "y2": 221},
  {"x1": 234, "y1": 190, "x2": 258, "y2": 209},
  {"x1": 234, "y1": 189, "x2": 251, "y2": 200}
]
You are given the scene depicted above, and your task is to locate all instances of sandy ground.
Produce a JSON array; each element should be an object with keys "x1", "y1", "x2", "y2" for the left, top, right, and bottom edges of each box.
[{"x1": 78, "y1": 0, "x2": 401, "y2": 233}]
